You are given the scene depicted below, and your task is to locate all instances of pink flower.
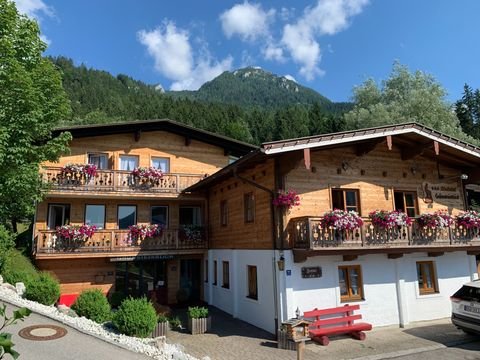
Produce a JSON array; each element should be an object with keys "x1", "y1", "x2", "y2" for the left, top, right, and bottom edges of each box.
[{"x1": 273, "y1": 190, "x2": 300, "y2": 209}]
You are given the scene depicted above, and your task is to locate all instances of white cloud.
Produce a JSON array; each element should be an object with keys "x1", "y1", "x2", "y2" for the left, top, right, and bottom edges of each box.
[
  {"x1": 14, "y1": 0, "x2": 53, "y2": 19},
  {"x1": 263, "y1": 42, "x2": 285, "y2": 62},
  {"x1": 14, "y1": 0, "x2": 54, "y2": 45},
  {"x1": 220, "y1": 2, "x2": 275, "y2": 41},
  {"x1": 280, "y1": 0, "x2": 369, "y2": 80},
  {"x1": 138, "y1": 21, "x2": 233, "y2": 91}
]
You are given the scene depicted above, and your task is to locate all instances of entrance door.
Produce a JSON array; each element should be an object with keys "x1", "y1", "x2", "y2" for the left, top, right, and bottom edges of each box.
[{"x1": 179, "y1": 259, "x2": 201, "y2": 303}]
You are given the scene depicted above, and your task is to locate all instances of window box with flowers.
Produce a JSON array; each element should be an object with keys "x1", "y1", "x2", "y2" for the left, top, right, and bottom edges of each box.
[
  {"x1": 367, "y1": 210, "x2": 412, "y2": 243},
  {"x1": 130, "y1": 167, "x2": 163, "y2": 187},
  {"x1": 318, "y1": 209, "x2": 363, "y2": 244},
  {"x1": 454, "y1": 210, "x2": 480, "y2": 240},
  {"x1": 55, "y1": 224, "x2": 97, "y2": 251},
  {"x1": 127, "y1": 224, "x2": 164, "y2": 246},
  {"x1": 414, "y1": 210, "x2": 453, "y2": 243},
  {"x1": 179, "y1": 225, "x2": 205, "y2": 245},
  {"x1": 273, "y1": 190, "x2": 300, "y2": 212},
  {"x1": 59, "y1": 163, "x2": 97, "y2": 185}
]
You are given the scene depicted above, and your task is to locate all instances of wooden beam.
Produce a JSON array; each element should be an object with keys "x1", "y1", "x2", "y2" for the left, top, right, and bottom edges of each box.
[
  {"x1": 387, "y1": 253, "x2": 403, "y2": 259},
  {"x1": 134, "y1": 130, "x2": 141, "y2": 142},
  {"x1": 434, "y1": 141, "x2": 440, "y2": 155},
  {"x1": 427, "y1": 252, "x2": 444, "y2": 257},
  {"x1": 343, "y1": 255, "x2": 358, "y2": 262},
  {"x1": 304, "y1": 148, "x2": 311, "y2": 170},
  {"x1": 386, "y1": 135, "x2": 393, "y2": 150},
  {"x1": 185, "y1": 137, "x2": 192, "y2": 146},
  {"x1": 293, "y1": 252, "x2": 308, "y2": 263},
  {"x1": 467, "y1": 250, "x2": 480, "y2": 256}
]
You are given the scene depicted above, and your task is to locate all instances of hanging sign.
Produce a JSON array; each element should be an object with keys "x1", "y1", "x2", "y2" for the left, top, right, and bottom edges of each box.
[{"x1": 110, "y1": 254, "x2": 174, "y2": 262}]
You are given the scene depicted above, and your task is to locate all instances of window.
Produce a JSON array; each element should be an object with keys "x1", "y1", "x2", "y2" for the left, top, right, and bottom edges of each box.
[
  {"x1": 247, "y1": 265, "x2": 258, "y2": 300},
  {"x1": 151, "y1": 206, "x2": 168, "y2": 227},
  {"x1": 47, "y1": 204, "x2": 70, "y2": 229},
  {"x1": 394, "y1": 191, "x2": 418, "y2": 217},
  {"x1": 205, "y1": 260, "x2": 208, "y2": 283},
  {"x1": 151, "y1": 157, "x2": 170, "y2": 172},
  {"x1": 222, "y1": 261, "x2": 230, "y2": 289},
  {"x1": 118, "y1": 205, "x2": 136, "y2": 229},
  {"x1": 88, "y1": 153, "x2": 108, "y2": 170},
  {"x1": 179, "y1": 206, "x2": 202, "y2": 226},
  {"x1": 85, "y1": 205, "x2": 105, "y2": 229},
  {"x1": 220, "y1": 200, "x2": 228, "y2": 226},
  {"x1": 244, "y1": 193, "x2": 255, "y2": 223},
  {"x1": 119, "y1": 155, "x2": 138, "y2": 171},
  {"x1": 338, "y1": 265, "x2": 364, "y2": 302},
  {"x1": 332, "y1": 189, "x2": 360, "y2": 212},
  {"x1": 213, "y1": 261, "x2": 217, "y2": 286},
  {"x1": 417, "y1": 261, "x2": 438, "y2": 295}
]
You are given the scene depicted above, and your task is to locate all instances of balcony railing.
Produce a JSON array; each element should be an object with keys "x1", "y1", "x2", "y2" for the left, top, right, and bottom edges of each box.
[
  {"x1": 35, "y1": 227, "x2": 207, "y2": 255},
  {"x1": 41, "y1": 167, "x2": 205, "y2": 194},
  {"x1": 290, "y1": 216, "x2": 480, "y2": 250}
]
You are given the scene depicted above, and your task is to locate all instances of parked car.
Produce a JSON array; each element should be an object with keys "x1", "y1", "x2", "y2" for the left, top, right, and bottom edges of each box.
[{"x1": 451, "y1": 280, "x2": 480, "y2": 335}]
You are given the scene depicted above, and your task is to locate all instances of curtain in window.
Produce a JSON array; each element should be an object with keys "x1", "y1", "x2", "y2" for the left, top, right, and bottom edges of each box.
[{"x1": 120, "y1": 156, "x2": 138, "y2": 171}]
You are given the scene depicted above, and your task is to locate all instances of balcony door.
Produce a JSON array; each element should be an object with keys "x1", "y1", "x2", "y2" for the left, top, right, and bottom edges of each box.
[
  {"x1": 179, "y1": 206, "x2": 202, "y2": 226},
  {"x1": 47, "y1": 204, "x2": 70, "y2": 229}
]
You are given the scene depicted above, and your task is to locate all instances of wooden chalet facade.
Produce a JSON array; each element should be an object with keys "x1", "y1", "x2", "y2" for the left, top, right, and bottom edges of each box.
[
  {"x1": 187, "y1": 123, "x2": 480, "y2": 333},
  {"x1": 33, "y1": 119, "x2": 255, "y2": 305}
]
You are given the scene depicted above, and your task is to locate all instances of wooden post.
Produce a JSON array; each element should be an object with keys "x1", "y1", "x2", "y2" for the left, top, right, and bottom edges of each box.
[{"x1": 296, "y1": 340, "x2": 305, "y2": 360}]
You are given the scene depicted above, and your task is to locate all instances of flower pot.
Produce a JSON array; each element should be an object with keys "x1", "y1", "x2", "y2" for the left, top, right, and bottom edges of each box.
[
  {"x1": 188, "y1": 317, "x2": 211, "y2": 335},
  {"x1": 151, "y1": 321, "x2": 169, "y2": 338}
]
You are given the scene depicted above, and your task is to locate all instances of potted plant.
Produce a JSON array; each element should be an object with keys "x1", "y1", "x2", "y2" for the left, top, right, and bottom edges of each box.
[
  {"x1": 127, "y1": 224, "x2": 163, "y2": 245},
  {"x1": 187, "y1": 306, "x2": 211, "y2": 335},
  {"x1": 273, "y1": 189, "x2": 300, "y2": 210},
  {"x1": 320, "y1": 209, "x2": 363, "y2": 231},
  {"x1": 369, "y1": 210, "x2": 412, "y2": 229},
  {"x1": 456, "y1": 210, "x2": 480, "y2": 229},
  {"x1": 151, "y1": 314, "x2": 169, "y2": 337},
  {"x1": 417, "y1": 210, "x2": 453, "y2": 229},
  {"x1": 60, "y1": 163, "x2": 97, "y2": 183},
  {"x1": 130, "y1": 166, "x2": 163, "y2": 186}
]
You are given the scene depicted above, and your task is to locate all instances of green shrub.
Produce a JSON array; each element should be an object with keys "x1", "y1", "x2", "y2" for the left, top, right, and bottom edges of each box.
[
  {"x1": 72, "y1": 289, "x2": 111, "y2": 323},
  {"x1": 24, "y1": 272, "x2": 60, "y2": 305},
  {"x1": 157, "y1": 314, "x2": 168, "y2": 323},
  {"x1": 112, "y1": 297, "x2": 158, "y2": 338},
  {"x1": 108, "y1": 291, "x2": 126, "y2": 308},
  {"x1": 168, "y1": 316, "x2": 182, "y2": 330},
  {"x1": 1, "y1": 249, "x2": 38, "y2": 285},
  {"x1": 0, "y1": 226, "x2": 14, "y2": 269},
  {"x1": 188, "y1": 306, "x2": 209, "y2": 319}
]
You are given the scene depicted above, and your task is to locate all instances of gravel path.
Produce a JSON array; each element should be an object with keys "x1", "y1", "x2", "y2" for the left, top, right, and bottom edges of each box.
[{"x1": 0, "y1": 285, "x2": 198, "y2": 360}]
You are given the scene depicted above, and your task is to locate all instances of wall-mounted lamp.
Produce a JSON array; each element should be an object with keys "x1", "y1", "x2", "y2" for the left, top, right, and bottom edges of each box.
[
  {"x1": 439, "y1": 174, "x2": 469, "y2": 181},
  {"x1": 277, "y1": 255, "x2": 285, "y2": 271}
]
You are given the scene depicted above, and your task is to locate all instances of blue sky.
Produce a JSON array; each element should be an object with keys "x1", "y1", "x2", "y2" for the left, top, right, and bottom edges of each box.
[{"x1": 13, "y1": 0, "x2": 480, "y2": 102}]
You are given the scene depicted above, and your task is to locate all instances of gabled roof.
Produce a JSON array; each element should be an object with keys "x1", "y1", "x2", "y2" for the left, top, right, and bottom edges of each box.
[
  {"x1": 185, "y1": 122, "x2": 480, "y2": 193},
  {"x1": 262, "y1": 122, "x2": 480, "y2": 158},
  {"x1": 54, "y1": 119, "x2": 257, "y2": 157}
]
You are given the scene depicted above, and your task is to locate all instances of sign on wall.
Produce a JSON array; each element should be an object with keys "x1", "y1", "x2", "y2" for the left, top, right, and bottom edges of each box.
[
  {"x1": 301, "y1": 267, "x2": 322, "y2": 278},
  {"x1": 418, "y1": 182, "x2": 460, "y2": 204}
]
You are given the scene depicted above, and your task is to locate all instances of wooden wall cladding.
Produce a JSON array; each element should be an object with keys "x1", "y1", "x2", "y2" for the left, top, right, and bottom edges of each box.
[
  {"x1": 42, "y1": 130, "x2": 229, "y2": 175},
  {"x1": 284, "y1": 145, "x2": 465, "y2": 224},
  {"x1": 36, "y1": 258, "x2": 115, "y2": 295},
  {"x1": 208, "y1": 159, "x2": 275, "y2": 249}
]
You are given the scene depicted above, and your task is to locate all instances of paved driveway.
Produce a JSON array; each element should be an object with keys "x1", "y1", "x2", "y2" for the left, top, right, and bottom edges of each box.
[
  {"x1": 5, "y1": 307, "x2": 150, "y2": 360},
  {"x1": 167, "y1": 307, "x2": 480, "y2": 360}
]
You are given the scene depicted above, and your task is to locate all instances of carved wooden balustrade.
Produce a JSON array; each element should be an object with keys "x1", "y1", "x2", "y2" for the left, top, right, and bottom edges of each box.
[
  {"x1": 41, "y1": 167, "x2": 205, "y2": 194},
  {"x1": 35, "y1": 227, "x2": 207, "y2": 255},
  {"x1": 290, "y1": 216, "x2": 480, "y2": 250}
]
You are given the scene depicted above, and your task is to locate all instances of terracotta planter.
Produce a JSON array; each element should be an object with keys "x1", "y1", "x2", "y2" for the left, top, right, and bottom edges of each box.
[
  {"x1": 188, "y1": 317, "x2": 211, "y2": 335},
  {"x1": 151, "y1": 321, "x2": 169, "y2": 338}
]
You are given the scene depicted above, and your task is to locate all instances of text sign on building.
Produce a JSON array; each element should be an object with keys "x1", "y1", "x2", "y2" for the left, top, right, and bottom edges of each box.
[
  {"x1": 301, "y1": 266, "x2": 322, "y2": 279},
  {"x1": 110, "y1": 254, "x2": 174, "y2": 262},
  {"x1": 419, "y1": 182, "x2": 460, "y2": 203}
]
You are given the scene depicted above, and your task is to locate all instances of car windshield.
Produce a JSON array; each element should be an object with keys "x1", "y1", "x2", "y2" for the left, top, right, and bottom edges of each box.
[{"x1": 453, "y1": 285, "x2": 480, "y2": 302}]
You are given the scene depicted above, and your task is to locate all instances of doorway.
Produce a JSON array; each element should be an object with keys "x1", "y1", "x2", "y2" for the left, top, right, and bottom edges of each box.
[{"x1": 179, "y1": 259, "x2": 201, "y2": 303}]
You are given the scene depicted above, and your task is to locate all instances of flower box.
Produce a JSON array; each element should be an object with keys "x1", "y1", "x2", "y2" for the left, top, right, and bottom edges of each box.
[
  {"x1": 128, "y1": 224, "x2": 163, "y2": 244},
  {"x1": 60, "y1": 163, "x2": 97, "y2": 180},
  {"x1": 456, "y1": 210, "x2": 480, "y2": 229},
  {"x1": 55, "y1": 224, "x2": 97, "y2": 250},
  {"x1": 369, "y1": 210, "x2": 412, "y2": 228},
  {"x1": 187, "y1": 317, "x2": 211, "y2": 335},
  {"x1": 130, "y1": 167, "x2": 163, "y2": 186},
  {"x1": 417, "y1": 210, "x2": 453, "y2": 229},
  {"x1": 320, "y1": 209, "x2": 363, "y2": 231}
]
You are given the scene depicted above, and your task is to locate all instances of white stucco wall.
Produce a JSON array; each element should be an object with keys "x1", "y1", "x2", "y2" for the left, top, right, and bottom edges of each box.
[
  {"x1": 282, "y1": 250, "x2": 476, "y2": 328},
  {"x1": 206, "y1": 249, "x2": 277, "y2": 333}
]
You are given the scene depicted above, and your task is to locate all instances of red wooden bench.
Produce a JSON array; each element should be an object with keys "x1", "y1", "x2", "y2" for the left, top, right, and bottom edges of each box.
[{"x1": 303, "y1": 304, "x2": 372, "y2": 346}]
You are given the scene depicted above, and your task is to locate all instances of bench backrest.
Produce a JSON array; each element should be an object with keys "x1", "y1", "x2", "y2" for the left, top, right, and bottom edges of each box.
[{"x1": 304, "y1": 304, "x2": 362, "y2": 328}]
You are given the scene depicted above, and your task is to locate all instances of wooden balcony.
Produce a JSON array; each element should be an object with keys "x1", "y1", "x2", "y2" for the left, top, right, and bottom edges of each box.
[
  {"x1": 290, "y1": 216, "x2": 480, "y2": 261},
  {"x1": 41, "y1": 167, "x2": 205, "y2": 197},
  {"x1": 34, "y1": 228, "x2": 207, "y2": 259}
]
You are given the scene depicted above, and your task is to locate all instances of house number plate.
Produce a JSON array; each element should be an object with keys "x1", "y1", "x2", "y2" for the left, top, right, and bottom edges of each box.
[{"x1": 301, "y1": 266, "x2": 322, "y2": 278}]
